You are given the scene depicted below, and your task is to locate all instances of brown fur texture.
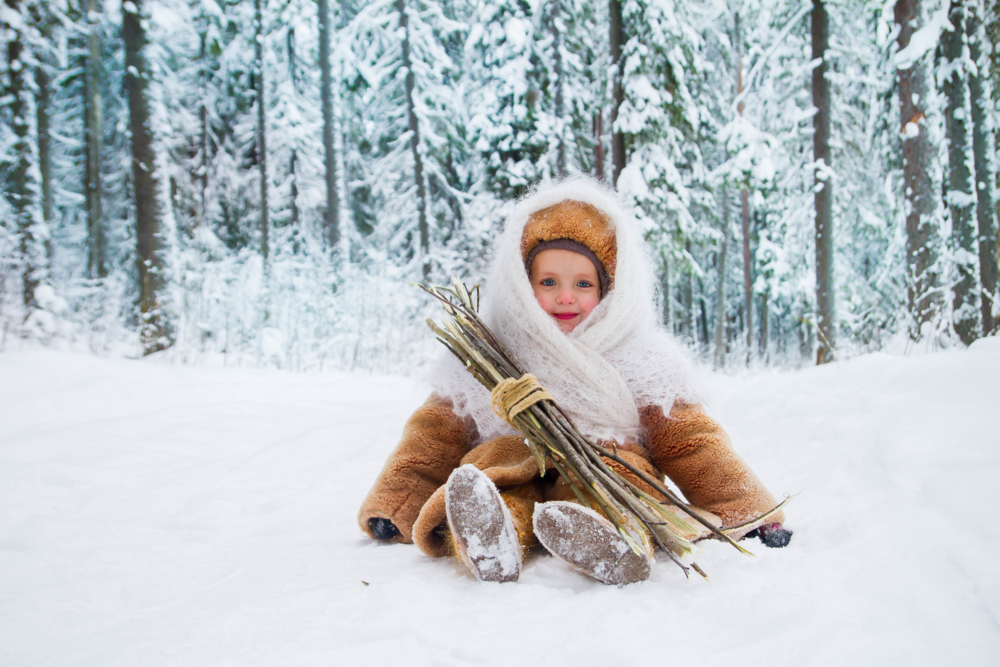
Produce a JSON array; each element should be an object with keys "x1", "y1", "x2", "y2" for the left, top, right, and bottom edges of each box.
[
  {"x1": 358, "y1": 396, "x2": 784, "y2": 555},
  {"x1": 499, "y1": 482, "x2": 544, "y2": 551},
  {"x1": 357, "y1": 394, "x2": 476, "y2": 544},
  {"x1": 641, "y1": 402, "x2": 785, "y2": 535},
  {"x1": 414, "y1": 438, "x2": 667, "y2": 558},
  {"x1": 520, "y1": 200, "x2": 618, "y2": 283},
  {"x1": 410, "y1": 435, "x2": 545, "y2": 557}
]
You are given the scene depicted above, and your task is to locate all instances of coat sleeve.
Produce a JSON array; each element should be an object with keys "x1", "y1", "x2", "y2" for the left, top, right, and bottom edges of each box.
[
  {"x1": 640, "y1": 402, "x2": 785, "y2": 533},
  {"x1": 357, "y1": 394, "x2": 477, "y2": 544}
]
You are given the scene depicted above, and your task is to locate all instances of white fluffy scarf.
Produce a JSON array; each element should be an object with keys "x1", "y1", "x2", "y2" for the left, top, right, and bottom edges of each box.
[{"x1": 428, "y1": 178, "x2": 702, "y2": 445}]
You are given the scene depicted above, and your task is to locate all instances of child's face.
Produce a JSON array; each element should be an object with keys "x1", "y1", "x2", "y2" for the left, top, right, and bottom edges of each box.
[{"x1": 529, "y1": 249, "x2": 601, "y2": 333}]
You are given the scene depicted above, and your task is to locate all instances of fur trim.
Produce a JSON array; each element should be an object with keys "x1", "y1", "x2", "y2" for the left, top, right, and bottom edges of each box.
[{"x1": 521, "y1": 200, "x2": 618, "y2": 282}]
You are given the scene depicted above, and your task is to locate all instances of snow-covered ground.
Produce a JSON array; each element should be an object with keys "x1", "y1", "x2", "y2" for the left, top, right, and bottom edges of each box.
[{"x1": 2, "y1": 341, "x2": 999, "y2": 666}]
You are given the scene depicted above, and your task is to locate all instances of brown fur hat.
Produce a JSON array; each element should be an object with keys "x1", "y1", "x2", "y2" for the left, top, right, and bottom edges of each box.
[{"x1": 520, "y1": 200, "x2": 618, "y2": 290}]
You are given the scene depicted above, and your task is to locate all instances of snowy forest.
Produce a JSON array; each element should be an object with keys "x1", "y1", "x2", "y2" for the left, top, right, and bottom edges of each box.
[{"x1": 1, "y1": 0, "x2": 998, "y2": 372}]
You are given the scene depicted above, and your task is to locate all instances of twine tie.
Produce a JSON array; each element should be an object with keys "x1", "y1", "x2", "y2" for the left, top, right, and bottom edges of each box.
[{"x1": 490, "y1": 374, "x2": 554, "y2": 426}]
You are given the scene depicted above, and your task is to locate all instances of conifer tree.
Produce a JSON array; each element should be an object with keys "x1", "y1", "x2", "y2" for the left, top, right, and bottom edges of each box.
[
  {"x1": 966, "y1": 0, "x2": 998, "y2": 335},
  {"x1": 812, "y1": 0, "x2": 836, "y2": 362},
  {"x1": 896, "y1": 0, "x2": 942, "y2": 339},
  {"x1": 319, "y1": 0, "x2": 340, "y2": 247},
  {"x1": 84, "y1": 0, "x2": 106, "y2": 277},
  {"x1": 2, "y1": 0, "x2": 48, "y2": 313},
  {"x1": 124, "y1": 0, "x2": 168, "y2": 352},
  {"x1": 942, "y1": 0, "x2": 980, "y2": 344},
  {"x1": 346, "y1": 0, "x2": 462, "y2": 278},
  {"x1": 467, "y1": 0, "x2": 546, "y2": 200}
]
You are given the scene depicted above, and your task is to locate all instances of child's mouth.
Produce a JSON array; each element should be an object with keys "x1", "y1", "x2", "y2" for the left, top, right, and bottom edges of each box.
[{"x1": 553, "y1": 313, "x2": 578, "y2": 320}]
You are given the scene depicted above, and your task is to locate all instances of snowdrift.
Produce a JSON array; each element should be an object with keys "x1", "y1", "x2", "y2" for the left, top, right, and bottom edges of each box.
[{"x1": 2, "y1": 340, "x2": 999, "y2": 665}]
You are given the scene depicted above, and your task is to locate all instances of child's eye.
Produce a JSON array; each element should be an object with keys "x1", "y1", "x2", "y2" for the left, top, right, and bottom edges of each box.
[
  {"x1": 577, "y1": 280, "x2": 593, "y2": 288},
  {"x1": 541, "y1": 278, "x2": 556, "y2": 286}
]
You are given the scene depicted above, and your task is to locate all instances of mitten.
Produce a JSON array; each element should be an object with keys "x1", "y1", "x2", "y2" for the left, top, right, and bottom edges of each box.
[
  {"x1": 746, "y1": 522, "x2": 793, "y2": 548},
  {"x1": 369, "y1": 517, "x2": 400, "y2": 541}
]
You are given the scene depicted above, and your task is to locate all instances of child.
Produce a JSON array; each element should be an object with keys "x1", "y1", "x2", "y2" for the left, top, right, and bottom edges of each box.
[{"x1": 358, "y1": 179, "x2": 790, "y2": 585}]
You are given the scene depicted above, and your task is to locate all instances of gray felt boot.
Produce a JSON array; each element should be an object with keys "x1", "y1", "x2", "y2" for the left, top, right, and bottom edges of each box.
[
  {"x1": 445, "y1": 464, "x2": 522, "y2": 583},
  {"x1": 533, "y1": 501, "x2": 652, "y2": 586}
]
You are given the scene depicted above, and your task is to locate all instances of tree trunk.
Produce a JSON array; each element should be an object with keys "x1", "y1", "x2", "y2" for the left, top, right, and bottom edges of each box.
[
  {"x1": 988, "y1": 5, "x2": 1000, "y2": 274},
  {"x1": 123, "y1": 0, "x2": 166, "y2": 352},
  {"x1": 760, "y1": 291, "x2": 769, "y2": 357},
  {"x1": 683, "y1": 240, "x2": 695, "y2": 338},
  {"x1": 609, "y1": 0, "x2": 625, "y2": 187},
  {"x1": 319, "y1": 0, "x2": 340, "y2": 248},
  {"x1": 84, "y1": 0, "x2": 106, "y2": 277},
  {"x1": 593, "y1": 109, "x2": 604, "y2": 181},
  {"x1": 397, "y1": 0, "x2": 429, "y2": 278},
  {"x1": 290, "y1": 149, "x2": 300, "y2": 232},
  {"x1": 698, "y1": 288, "x2": 709, "y2": 347},
  {"x1": 895, "y1": 0, "x2": 940, "y2": 339},
  {"x1": 36, "y1": 51, "x2": 52, "y2": 238},
  {"x1": 198, "y1": 23, "x2": 209, "y2": 227},
  {"x1": 4, "y1": 0, "x2": 45, "y2": 312},
  {"x1": 967, "y1": 5, "x2": 998, "y2": 335},
  {"x1": 551, "y1": 0, "x2": 566, "y2": 178},
  {"x1": 714, "y1": 187, "x2": 730, "y2": 368},
  {"x1": 740, "y1": 188, "x2": 753, "y2": 363},
  {"x1": 254, "y1": 0, "x2": 269, "y2": 262},
  {"x1": 813, "y1": 0, "x2": 836, "y2": 362},
  {"x1": 660, "y1": 250, "x2": 670, "y2": 327},
  {"x1": 287, "y1": 28, "x2": 300, "y2": 237},
  {"x1": 942, "y1": 0, "x2": 979, "y2": 345},
  {"x1": 735, "y1": 12, "x2": 753, "y2": 364},
  {"x1": 26, "y1": 2, "x2": 52, "y2": 265}
]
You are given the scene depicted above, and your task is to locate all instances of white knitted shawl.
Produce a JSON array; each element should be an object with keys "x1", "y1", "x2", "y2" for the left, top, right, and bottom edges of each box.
[{"x1": 428, "y1": 178, "x2": 702, "y2": 445}]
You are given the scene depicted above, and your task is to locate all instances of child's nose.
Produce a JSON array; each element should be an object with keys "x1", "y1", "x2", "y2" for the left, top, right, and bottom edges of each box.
[{"x1": 557, "y1": 287, "x2": 575, "y2": 304}]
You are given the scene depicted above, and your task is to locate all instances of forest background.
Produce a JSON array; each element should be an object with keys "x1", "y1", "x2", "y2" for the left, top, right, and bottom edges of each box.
[{"x1": 1, "y1": 0, "x2": 998, "y2": 374}]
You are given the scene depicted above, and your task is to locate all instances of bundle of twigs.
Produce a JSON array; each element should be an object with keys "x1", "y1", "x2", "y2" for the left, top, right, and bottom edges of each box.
[{"x1": 420, "y1": 279, "x2": 788, "y2": 579}]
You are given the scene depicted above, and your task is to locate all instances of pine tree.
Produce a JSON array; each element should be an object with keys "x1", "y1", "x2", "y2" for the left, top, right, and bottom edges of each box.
[
  {"x1": 610, "y1": 0, "x2": 625, "y2": 186},
  {"x1": 967, "y1": 0, "x2": 998, "y2": 335},
  {"x1": 124, "y1": 0, "x2": 168, "y2": 352},
  {"x1": 896, "y1": 0, "x2": 942, "y2": 340},
  {"x1": 812, "y1": 0, "x2": 836, "y2": 363},
  {"x1": 31, "y1": 1, "x2": 54, "y2": 247},
  {"x1": 318, "y1": 0, "x2": 340, "y2": 247},
  {"x1": 467, "y1": 0, "x2": 547, "y2": 200},
  {"x1": 2, "y1": 0, "x2": 48, "y2": 314},
  {"x1": 346, "y1": 0, "x2": 464, "y2": 278},
  {"x1": 942, "y1": 0, "x2": 980, "y2": 344},
  {"x1": 83, "y1": 0, "x2": 106, "y2": 277},
  {"x1": 254, "y1": 0, "x2": 270, "y2": 263}
]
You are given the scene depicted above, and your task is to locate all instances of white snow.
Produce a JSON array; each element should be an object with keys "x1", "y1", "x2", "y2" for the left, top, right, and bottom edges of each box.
[
  {"x1": 2, "y1": 341, "x2": 999, "y2": 665},
  {"x1": 895, "y1": 2, "x2": 952, "y2": 71}
]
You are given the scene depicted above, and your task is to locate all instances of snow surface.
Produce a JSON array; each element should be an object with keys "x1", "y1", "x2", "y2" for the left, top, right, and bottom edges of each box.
[{"x1": 2, "y1": 342, "x2": 1000, "y2": 666}]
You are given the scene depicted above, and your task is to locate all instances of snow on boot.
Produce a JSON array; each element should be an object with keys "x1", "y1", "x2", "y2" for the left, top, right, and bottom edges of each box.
[
  {"x1": 445, "y1": 464, "x2": 522, "y2": 583},
  {"x1": 532, "y1": 501, "x2": 652, "y2": 586}
]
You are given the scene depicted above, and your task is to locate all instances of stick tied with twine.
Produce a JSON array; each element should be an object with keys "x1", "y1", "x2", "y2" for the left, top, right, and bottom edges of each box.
[{"x1": 490, "y1": 374, "x2": 554, "y2": 425}]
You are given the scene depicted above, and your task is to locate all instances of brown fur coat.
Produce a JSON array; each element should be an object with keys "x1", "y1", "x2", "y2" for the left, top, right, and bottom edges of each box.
[{"x1": 358, "y1": 395, "x2": 784, "y2": 556}]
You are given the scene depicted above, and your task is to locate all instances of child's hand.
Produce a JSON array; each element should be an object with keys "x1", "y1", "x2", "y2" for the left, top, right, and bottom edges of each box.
[
  {"x1": 368, "y1": 517, "x2": 400, "y2": 541},
  {"x1": 746, "y1": 522, "x2": 793, "y2": 548}
]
